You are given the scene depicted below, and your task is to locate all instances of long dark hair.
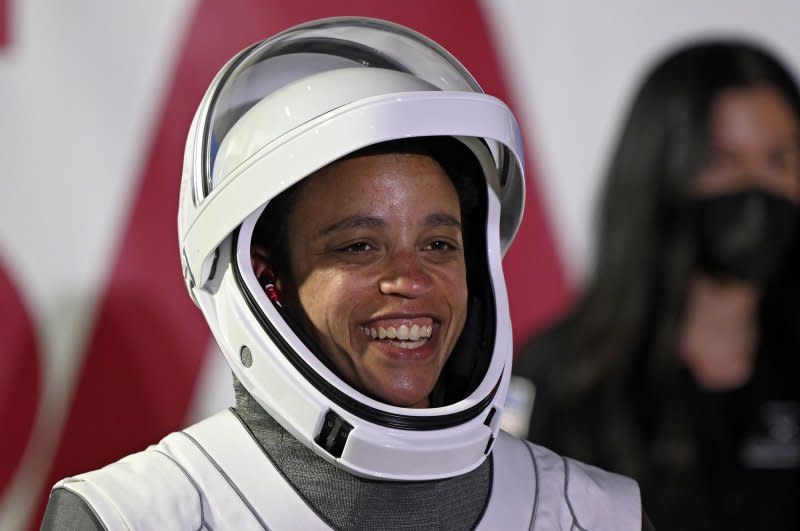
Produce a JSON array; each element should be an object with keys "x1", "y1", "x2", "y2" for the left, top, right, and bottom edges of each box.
[{"x1": 534, "y1": 39, "x2": 800, "y2": 475}]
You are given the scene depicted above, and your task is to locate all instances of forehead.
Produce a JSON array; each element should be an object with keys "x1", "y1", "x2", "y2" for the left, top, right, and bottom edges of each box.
[
  {"x1": 293, "y1": 152, "x2": 462, "y2": 216},
  {"x1": 710, "y1": 84, "x2": 799, "y2": 143}
]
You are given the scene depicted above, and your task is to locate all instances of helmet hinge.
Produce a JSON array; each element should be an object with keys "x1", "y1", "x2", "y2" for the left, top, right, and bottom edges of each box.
[{"x1": 315, "y1": 410, "x2": 353, "y2": 458}]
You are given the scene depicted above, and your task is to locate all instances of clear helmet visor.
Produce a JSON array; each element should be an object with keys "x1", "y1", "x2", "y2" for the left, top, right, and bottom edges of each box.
[{"x1": 198, "y1": 17, "x2": 490, "y2": 200}]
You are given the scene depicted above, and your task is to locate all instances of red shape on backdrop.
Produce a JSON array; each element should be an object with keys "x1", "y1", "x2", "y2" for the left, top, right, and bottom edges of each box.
[
  {"x1": 0, "y1": 0, "x2": 8, "y2": 49},
  {"x1": 0, "y1": 260, "x2": 40, "y2": 500},
  {"x1": 33, "y1": 1, "x2": 569, "y2": 527}
]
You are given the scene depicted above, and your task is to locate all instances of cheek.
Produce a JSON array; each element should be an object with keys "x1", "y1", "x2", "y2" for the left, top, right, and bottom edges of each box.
[
  {"x1": 444, "y1": 269, "x2": 469, "y2": 326},
  {"x1": 297, "y1": 269, "x2": 365, "y2": 328},
  {"x1": 296, "y1": 272, "x2": 332, "y2": 325}
]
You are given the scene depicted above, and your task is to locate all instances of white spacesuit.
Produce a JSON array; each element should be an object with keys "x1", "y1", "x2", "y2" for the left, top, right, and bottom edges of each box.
[{"x1": 43, "y1": 17, "x2": 646, "y2": 530}]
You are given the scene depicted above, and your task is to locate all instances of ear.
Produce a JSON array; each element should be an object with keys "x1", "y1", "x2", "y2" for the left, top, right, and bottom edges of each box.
[
  {"x1": 250, "y1": 243, "x2": 285, "y2": 300},
  {"x1": 250, "y1": 242, "x2": 272, "y2": 279}
]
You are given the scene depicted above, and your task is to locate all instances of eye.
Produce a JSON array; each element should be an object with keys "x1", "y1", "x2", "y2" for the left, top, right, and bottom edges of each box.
[
  {"x1": 766, "y1": 146, "x2": 799, "y2": 173},
  {"x1": 424, "y1": 240, "x2": 460, "y2": 252},
  {"x1": 339, "y1": 241, "x2": 375, "y2": 253},
  {"x1": 703, "y1": 147, "x2": 735, "y2": 172}
]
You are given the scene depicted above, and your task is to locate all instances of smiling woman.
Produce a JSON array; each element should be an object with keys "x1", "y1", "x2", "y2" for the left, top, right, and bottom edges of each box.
[
  {"x1": 250, "y1": 137, "x2": 497, "y2": 413},
  {"x1": 274, "y1": 148, "x2": 468, "y2": 409},
  {"x1": 251, "y1": 138, "x2": 484, "y2": 410}
]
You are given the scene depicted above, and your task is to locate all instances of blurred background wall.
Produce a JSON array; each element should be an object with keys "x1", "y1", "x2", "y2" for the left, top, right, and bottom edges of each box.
[{"x1": 1, "y1": 1, "x2": 798, "y2": 529}]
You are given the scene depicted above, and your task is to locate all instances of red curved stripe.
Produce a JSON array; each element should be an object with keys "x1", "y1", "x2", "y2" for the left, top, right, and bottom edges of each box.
[
  {"x1": 0, "y1": 0, "x2": 8, "y2": 49},
  {"x1": 0, "y1": 259, "x2": 40, "y2": 501}
]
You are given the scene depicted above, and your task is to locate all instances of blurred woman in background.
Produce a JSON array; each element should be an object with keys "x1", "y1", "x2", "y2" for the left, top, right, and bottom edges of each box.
[{"x1": 514, "y1": 39, "x2": 800, "y2": 530}]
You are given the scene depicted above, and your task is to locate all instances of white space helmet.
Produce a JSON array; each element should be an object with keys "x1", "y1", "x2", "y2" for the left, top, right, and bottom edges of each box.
[{"x1": 178, "y1": 17, "x2": 525, "y2": 481}]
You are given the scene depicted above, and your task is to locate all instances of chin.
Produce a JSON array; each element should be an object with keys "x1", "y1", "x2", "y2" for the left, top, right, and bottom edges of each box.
[
  {"x1": 374, "y1": 379, "x2": 436, "y2": 408},
  {"x1": 694, "y1": 365, "x2": 753, "y2": 391}
]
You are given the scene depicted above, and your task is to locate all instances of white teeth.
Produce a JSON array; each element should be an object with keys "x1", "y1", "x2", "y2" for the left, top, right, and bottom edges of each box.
[
  {"x1": 362, "y1": 324, "x2": 433, "y2": 343},
  {"x1": 388, "y1": 339, "x2": 427, "y2": 350},
  {"x1": 397, "y1": 325, "x2": 409, "y2": 340}
]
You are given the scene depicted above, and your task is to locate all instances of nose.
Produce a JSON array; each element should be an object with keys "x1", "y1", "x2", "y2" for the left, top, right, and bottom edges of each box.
[{"x1": 378, "y1": 250, "x2": 433, "y2": 298}]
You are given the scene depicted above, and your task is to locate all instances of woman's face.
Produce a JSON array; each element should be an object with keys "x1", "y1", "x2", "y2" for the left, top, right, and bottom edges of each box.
[
  {"x1": 693, "y1": 83, "x2": 800, "y2": 200},
  {"x1": 282, "y1": 152, "x2": 469, "y2": 408}
]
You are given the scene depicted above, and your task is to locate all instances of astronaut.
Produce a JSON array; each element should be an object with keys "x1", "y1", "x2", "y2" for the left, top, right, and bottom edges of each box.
[{"x1": 42, "y1": 17, "x2": 649, "y2": 530}]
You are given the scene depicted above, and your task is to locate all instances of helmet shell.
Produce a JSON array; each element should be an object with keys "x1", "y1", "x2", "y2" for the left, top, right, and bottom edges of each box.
[{"x1": 177, "y1": 16, "x2": 526, "y2": 480}]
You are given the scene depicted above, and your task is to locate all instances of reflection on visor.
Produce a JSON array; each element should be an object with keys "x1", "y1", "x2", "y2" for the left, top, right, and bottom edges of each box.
[{"x1": 197, "y1": 19, "x2": 482, "y2": 202}]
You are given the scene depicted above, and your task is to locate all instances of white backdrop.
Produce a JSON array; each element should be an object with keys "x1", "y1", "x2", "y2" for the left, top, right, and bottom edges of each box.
[{"x1": 1, "y1": 1, "x2": 799, "y2": 529}]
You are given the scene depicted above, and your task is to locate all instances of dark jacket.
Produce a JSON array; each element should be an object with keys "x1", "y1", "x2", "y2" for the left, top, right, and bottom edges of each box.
[{"x1": 514, "y1": 317, "x2": 800, "y2": 531}]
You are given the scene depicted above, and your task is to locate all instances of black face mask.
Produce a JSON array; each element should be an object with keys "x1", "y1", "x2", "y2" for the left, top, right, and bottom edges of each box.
[{"x1": 687, "y1": 188, "x2": 798, "y2": 284}]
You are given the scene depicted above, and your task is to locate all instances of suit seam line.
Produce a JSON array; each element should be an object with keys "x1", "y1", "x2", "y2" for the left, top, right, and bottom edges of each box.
[
  {"x1": 179, "y1": 430, "x2": 270, "y2": 530},
  {"x1": 525, "y1": 442, "x2": 539, "y2": 531},
  {"x1": 562, "y1": 456, "x2": 588, "y2": 531},
  {"x1": 151, "y1": 448, "x2": 208, "y2": 531}
]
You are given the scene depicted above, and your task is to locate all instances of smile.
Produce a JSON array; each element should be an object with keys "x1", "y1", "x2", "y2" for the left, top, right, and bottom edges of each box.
[{"x1": 359, "y1": 323, "x2": 434, "y2": 350}]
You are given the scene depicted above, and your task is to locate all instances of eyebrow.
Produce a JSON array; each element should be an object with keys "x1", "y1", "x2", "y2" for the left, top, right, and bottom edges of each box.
[
  {"x1": 320, "y1": 213, "x2": 462, "y2": 235},
  {"x1": 424, "y1": 213, "x2": 462, "y2": 229},
  {"x1": 321, "y1": 215, "x2": 386, "y2": 235}
]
